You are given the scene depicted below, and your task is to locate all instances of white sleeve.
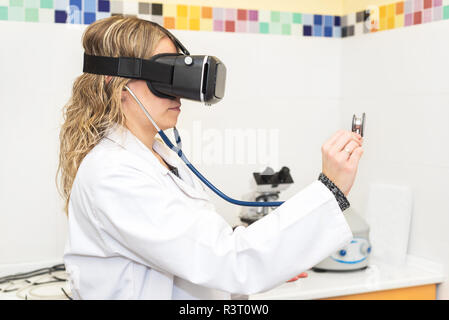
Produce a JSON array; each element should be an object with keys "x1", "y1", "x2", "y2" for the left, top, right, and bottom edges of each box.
[{"x1": 91, "y1": 162, "x2": 353, "y2": 295}]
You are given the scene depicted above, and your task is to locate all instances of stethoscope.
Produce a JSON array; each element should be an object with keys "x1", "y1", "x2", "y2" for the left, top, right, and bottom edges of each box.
[{"x1": 125, "y1": 86, "x2": 365, "y2": 208}]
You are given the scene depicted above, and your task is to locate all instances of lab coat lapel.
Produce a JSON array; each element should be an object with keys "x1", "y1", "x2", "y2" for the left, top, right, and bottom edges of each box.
[
  {"x1": 152, "y1": 137, "x2": 211, "y2": 202},
  {"x1": 106, "y1": 125, "x2": 210, "y2": 202}
]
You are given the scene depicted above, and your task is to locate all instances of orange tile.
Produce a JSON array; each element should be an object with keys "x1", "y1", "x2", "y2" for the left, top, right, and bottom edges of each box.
[
  {"x1": 396, "y1": 1, "x2": 404, "y2": 15},
  {"x1": 164, "y1": 17, "x2": 175, "y2": 29},
  {"x1": 189, "y1": 18, "x2": 200, "y2": 30},
  {"x1": 202, "y1": 6, "x2": 212, "y2": 19}
]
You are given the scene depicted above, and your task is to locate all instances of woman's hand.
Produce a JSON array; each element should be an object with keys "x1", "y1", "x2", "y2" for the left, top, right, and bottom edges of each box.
[{"x1": 321, "y1": 130, "x2": 364, "y2": 196}]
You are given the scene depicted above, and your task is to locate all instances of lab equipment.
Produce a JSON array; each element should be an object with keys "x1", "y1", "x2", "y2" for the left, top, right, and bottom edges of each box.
[
  {"x1": 83, "y1": 21, "x2": 226, "y2": 105},
  {"x1": 313, "y1": 207, "x2": 372, "y2": 271},
  {"x1": 352, "y1": 113, "x2": 366, "y2": 137},
  {"x1": 239, "y1": 166, "x2": 294, "y2": 225},
  {"x1": 0, "y1": 264, "x2": 71, "y2": 300}
]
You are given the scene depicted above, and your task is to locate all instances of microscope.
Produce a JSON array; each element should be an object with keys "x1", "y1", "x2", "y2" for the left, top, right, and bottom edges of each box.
[{"x1": 239, "y1": 166, "x2": 294, "y2": 226}]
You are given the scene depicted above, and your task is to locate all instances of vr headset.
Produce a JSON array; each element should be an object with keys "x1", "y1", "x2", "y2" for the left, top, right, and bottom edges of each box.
[{"x1": 82, "y1": 21, "x2": 226, "y2": 105}]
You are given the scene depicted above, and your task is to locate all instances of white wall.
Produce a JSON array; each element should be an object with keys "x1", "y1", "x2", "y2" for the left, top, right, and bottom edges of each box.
[
  {"x1": 0, "y1": 21, "x2": 343, "y2": 264},
  {"x1": 341, "y1": 21, "x2": 449, "y2": 299}
]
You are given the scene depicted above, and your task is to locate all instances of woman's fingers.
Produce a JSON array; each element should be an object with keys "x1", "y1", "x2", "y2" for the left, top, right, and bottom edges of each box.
[
  {"x1": 332, "y1": 131, "x2": 362, "y2": 154},
  {"x1": 337, "y1": 140, "x2": 361, "y2": 161},
  {"x1": 349, "y1": 146, "x2": 364, "y2": 166},
  {"x1": 323, "y1": 130, "x2": 345, "y2": 150}
]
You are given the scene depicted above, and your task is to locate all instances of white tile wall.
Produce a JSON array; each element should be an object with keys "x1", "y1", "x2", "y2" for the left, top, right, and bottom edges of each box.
[{"x1": 341, "y1": 19, "x2": 449, "y2": 299}]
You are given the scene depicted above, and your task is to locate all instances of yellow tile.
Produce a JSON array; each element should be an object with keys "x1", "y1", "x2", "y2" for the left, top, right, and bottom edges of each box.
[
  {"x1": 379, "y1": 17, "x2": 387, "y2": 30},
  {"x1": 189, "y1": 18, "x2": 200, "y2": 30},
  {"x1": 176, "y1": 16, "x2": 188, "y2": 30},
  {"x1": 395, "y1": 14, "x2": 404, "y2": 28},
  {"x1": 387, "y1": 3, "x2": 395, "y2": 18},
  {"x1": 177, "y1": 5, "x2": 188, "y2": 18},
  {"x1": 387, "y1": 16, "x2": 395, "y2": 29},
  {"x1": 163, "y1": 4, "x2": 176, "y2": 17},
  {"x1": 189, "y1": 6, "x2": 201, "y2": 19},
  {"x1": 200, "y1": 18, "x2": 213, "y2": 31},
  {"x1": 379, "y1": 5, "x2": 387, "y2": 18}
]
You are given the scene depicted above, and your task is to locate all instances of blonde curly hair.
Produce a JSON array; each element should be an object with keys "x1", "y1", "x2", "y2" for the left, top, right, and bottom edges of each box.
[{"x1": 57, "y1": 15, "x2": 167, "y2": 215}]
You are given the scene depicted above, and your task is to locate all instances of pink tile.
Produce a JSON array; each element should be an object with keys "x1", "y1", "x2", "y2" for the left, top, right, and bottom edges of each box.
[
  {"x1": 225, "y1": 8, "x2": 236, "y2": 20},
  {"x1": 423, "y1": 8, "x2": 432, "y2": 22},
  {"x1": 434, "y1": 0, "x2": 442, "y2": 7},
  {"x1": 405, "y1": 13, "x2": 413, "y2": 25},
  {"x1": 414, "y1": 0, "x2": 423, "y2": 11},
  {"x1": 236, "y1": 20, "x2": 247, "y2": 32},
  {"x1": 213, "y1": 20, "x2": 224, "y2": 31}
]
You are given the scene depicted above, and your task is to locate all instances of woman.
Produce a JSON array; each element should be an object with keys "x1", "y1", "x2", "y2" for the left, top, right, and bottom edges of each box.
[{"x1": 58, "y1": 16, "x2": 364, "y2": 300}]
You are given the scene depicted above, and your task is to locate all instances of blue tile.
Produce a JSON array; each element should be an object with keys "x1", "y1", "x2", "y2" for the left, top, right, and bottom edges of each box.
[
  {"x1": 324, "y1": 26, "x2": 333, "y2": 37},
  {"x1": 98, "y1": 0, "x2": 109, "y2": 12},
  {"x1": 96, "y1": 11, "x2": 110, "y2": 20},
  {"x1": 55, "y1": 9, "x2": 67, "y2": 22},
  {"x1": 314, "y1": 14, "x2": 322, "y2": 25},
  {"x1": 55, "y1": 0, "x2": 69, "y2": 10},
  {"x1": 69, "y1": 0, "x2": 81, "y2": 10},
  {"x1": 324, "y1": 15, "x2": 333, "y2": 26},
  {"x1": 313, "y1": 25, "x2": 322, "y2": 36},
  {"x1": 84, "y1": 11, "x2": 95, "y2": 24},
  {"x1": 334, "y1": 16, "x2": 341, "y2": 26},
  {"x1": 83, "y1": 0, "x2": 95, "y2": 13},
  {"x1": 333, "y1": 26, "x2": 341, "y2": 37},
  {"x1": 302, "y1": 13, "x2": 313, "y2": 25},
  {"x1": 303, "y1": 25, "x2": 312, "y2": 36}
]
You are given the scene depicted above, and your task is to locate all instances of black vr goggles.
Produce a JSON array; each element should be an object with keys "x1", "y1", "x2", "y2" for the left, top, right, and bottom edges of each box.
[{"x1": 82, "y1": 22, "x2": 226, "y2": 105}]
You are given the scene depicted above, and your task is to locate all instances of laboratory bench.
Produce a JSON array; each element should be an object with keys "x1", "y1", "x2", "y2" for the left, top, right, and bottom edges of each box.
[{"x1": 249, "y1": 255, "x2": 446, "y2": 300}]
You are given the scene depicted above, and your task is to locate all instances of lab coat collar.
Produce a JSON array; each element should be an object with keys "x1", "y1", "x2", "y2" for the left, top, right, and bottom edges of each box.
[{"x1": 105, "y1": 124, "x2": 210, "y2": 202}]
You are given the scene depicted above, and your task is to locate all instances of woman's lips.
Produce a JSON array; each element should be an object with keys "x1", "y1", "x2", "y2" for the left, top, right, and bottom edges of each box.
[{"x1": 169, "y1": 106, "x2": 181, "y2": 112}]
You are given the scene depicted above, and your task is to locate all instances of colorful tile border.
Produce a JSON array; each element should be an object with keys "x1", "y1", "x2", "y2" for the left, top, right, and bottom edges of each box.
[{"x1": 0, "y1": 0, "x2": 449, "y2": 38}]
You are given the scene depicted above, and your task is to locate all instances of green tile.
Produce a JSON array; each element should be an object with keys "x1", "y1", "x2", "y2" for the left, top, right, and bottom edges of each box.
[
  {"x1": 280, "y1": 12, "x2": 292, "y2": 23},
  {"x1": 282, "y1": 23, "x2": 291, "y2": 35},
  {"x1": 270, "y1": 11, "x2": 280, "y2": 22},
  {"x1": 292, "y1": 12, "x2": 302, "y2": 24},
  {"x1": 8, "y1": 6, "x2": 24, "y2": 20},
  {"x1": 40, "y1": 0, "x2": 52, "y2": 8},
  {"x1": 0, "y1": 6, "x2": 7, "y2": 20},
  {"x1": 10, "y1": 0, "x2": 23, "y2": 7},
  {"x1": 259, "y1": 22, "x2": 269, "y2": 34},
  {"x1": 270, "y1": 22, "x2": 281, "y2": 34},
  {"x1": 25, "y1": 7, "x2": 37, "y2": 21},
  {"x1": 444, "y1": 6, "x2": 449, "y2": 19},
  {"x1": 24, "y1": 0, "x2": 39, "y2": 7}
]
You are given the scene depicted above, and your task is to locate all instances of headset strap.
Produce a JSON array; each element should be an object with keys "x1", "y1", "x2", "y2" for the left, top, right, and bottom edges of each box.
[{"x1": 83, "y1": 53, "x2": 174, "y2": 84}]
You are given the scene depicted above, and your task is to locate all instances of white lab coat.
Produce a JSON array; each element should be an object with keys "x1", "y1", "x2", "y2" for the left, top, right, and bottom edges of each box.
[{"x1": 63, "y1": 125, "x2": 353, "y2": 300}]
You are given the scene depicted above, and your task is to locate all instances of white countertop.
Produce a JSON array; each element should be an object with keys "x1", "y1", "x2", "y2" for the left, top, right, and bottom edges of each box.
[
  {"x1": 249, "y1": 255, "x2": 446, "y2": 300},
  {"x1": 0, "y1": 255, "x2": 445, "y2": 300}
]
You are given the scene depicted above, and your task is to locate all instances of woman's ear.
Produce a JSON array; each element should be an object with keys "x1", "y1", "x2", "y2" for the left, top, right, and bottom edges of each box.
[{"x1": 105, "y1": 75, "x2": 112, "y2": 85}]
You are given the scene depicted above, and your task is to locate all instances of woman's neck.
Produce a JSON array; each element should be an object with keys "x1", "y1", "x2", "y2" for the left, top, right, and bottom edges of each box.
[{"x1": 125, "y1": 121, "x2": 157, "y2": 151}]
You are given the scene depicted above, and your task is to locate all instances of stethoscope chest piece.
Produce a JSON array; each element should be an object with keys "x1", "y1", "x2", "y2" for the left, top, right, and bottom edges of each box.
[{"x1": 352, "y1": 113, "x2": 366, "y2": 137}]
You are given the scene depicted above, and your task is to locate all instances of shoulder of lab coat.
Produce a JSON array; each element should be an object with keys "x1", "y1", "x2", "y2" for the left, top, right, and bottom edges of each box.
[{"x1": 76, "y1": 125, "x2": 353, "y2": 296}]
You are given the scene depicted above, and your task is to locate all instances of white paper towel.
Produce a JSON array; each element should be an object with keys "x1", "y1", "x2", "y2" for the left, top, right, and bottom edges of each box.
[{"x1": 365, "y1": 183, "x2": 413, "y2": 266}]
